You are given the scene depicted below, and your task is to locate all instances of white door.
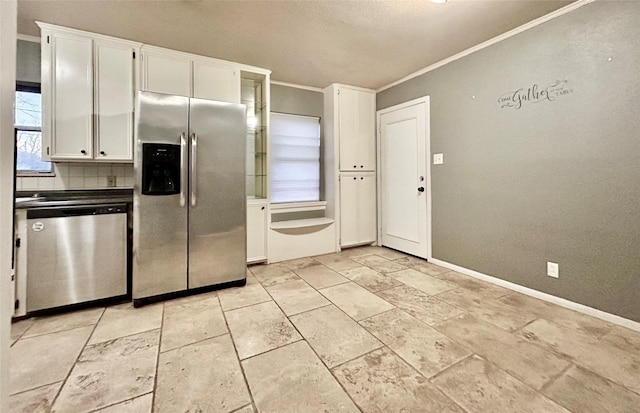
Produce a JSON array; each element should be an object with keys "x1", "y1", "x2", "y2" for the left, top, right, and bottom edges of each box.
[
  {"x1": 379, "y1": 98, "x2": 429, "y2": 258},
  {"x1": 338, "y1": 87, "x2": 375, "y2": 171},
  {"x1": 339, "y1": 173, "x2": 360, "y2": 247},
  {"x1": 94, "y1": 40, "x2": 136, "y2": 161},
  {"x1": 358, "y1": 172, "x2": 377, "y2": 244}
]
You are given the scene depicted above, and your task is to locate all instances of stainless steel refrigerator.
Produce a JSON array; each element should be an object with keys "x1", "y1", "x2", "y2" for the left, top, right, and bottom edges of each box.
[{"x1": 133, "y1": 91, "x2": 246, "y2": 305}]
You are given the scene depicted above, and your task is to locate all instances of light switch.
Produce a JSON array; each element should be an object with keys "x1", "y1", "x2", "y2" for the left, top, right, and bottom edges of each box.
[{"x1": 433, "y1": 153, "x2": 444, "y2": 165}]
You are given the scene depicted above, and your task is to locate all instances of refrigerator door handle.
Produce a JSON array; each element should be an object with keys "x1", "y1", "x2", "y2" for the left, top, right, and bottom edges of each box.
[
  {"x1": 180, "y1": 133, "x2": 187, "y2": 207},
  {"x1": 190, "y1": 132, "x2": 198, "y2": 206}
]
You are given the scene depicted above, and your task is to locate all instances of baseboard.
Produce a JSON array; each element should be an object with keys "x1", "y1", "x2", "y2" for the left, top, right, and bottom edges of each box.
[{"x1": 429, "y1": 258, "x2": 640, "y2": 332}]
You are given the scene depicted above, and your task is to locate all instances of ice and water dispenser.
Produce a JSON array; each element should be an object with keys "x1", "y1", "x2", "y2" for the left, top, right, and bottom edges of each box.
[{"x1": 141, "y1": 143, "x2": 181, "y2": 195}]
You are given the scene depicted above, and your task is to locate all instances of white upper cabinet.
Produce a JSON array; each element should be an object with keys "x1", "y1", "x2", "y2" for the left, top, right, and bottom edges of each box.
[
  {"x1": 141, "y1": 47, "x2": 191, "y2": 96},
  {"x1": 141, "y1": 46, "x2": 241, "y2": 103},
  {"x1": 193, "y1": 59, "x2": 240, "y2": 103},
  {"x1": 39, "y1": 22, "x2": 140, "y2": 162},
  {"x1": 338, "y1": 86, "x2": 376, "y2": 171},
  {"x1": 47, "y1": 32, "x2": 94, "y2": 160},
  {"x1": 95, "y1": 39, "x2": 136, "y2": 161}
]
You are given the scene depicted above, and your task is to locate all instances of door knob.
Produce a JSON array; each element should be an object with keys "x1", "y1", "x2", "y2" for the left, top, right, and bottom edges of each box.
[{"x1": 418, "y1": 187, "x2": 425, "y2": 192}]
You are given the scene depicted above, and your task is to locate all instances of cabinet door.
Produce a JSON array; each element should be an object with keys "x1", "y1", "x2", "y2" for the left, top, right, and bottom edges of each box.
[
  {"x1": 358, "y1": 173, "x2": 377, "y2": 244},
  {"x1": 247, "y1": 202, "x2": 267, "y2": 262},
  {"x1": 142, "y1": 49, "x2": 191, "y2": 96},
  {"x1": 339, "y1": 174, "x2": 360, "y2": 247},
  {"x1": 338, "y1": 88, "x2": 376, "y2": 171},
  {"x1": 95, "y1": 40, "x2": 136, "y2": 162},
  {"x1": 50, "y1": 33, "x2": 93, "y2": 160},
  {"x1": 193, "y1": 59, "x2": 240, "y2": 103}
]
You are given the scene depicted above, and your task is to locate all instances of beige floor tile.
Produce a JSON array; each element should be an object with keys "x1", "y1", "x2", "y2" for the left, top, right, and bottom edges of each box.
[
  {"x1": 339, "y1": 266, "x2": 403, "y2": 292},
  {"x1": 333, "y1": 347, "x2": 465, "y2": 413},
  {"x1": 9, "y1": 381, "x2": 62, "y2": 413},
  {"x1": 361, "y1": 309, "x2": 471, "y2": 377},
  {"x1": 23, "y1": 307, "x2": 104, "y2": 339},
  {"x1": 499, "y1": 292, "x2": 613, "y2": 337},
  {"x1": 436, "y1": 271, "x2": 511, "y2": 299},
  {"x1": 217, "y1": 282, "x2": 272, "y2": 311},
  {"x1": 231, "y1": 405, "x2": 255, "y2": 413},
  {"x1": 10, "y1": 326, "x2": 92, "y2": 394},
  {"x1": 293, "y1": 264, "x2": 349, "y2": 289},
  {"x1": 225, "y1": 301, "x2": 301, "y2": 359},
  {"x1": 155, "y1": 334, "x2": 251, "y2": 413},
  {"x1": 394, "y1": 256, "x2": 450, "y2": 276},
  {"x1": 436, "y1": 313, "x2": 570, "y2": 390},
  {"x1": 432, "y1": 355, "x2": 570, "y2": 413},
  {"x1": 544, "y1": 365, "x2": 640, "y2": 413},
  {"x1": 10, "y1": 318, "x2": 35, "y2": 343},
  {"x1": 163, "y1": 290, "x2": 217, "y2": 307},
  {"x1": 436, "y1": 287, "x2": 535, "y2": 331},
  {"x1": 53, "y1": 329, "x2": 159, "y2": 413},
  {"x1": 313, "y1": 253, "x2": 362, "y2": 272},
  {"x1": 352, "y1": 254, "x2": 407, "y2": 274},
  {"x1": 377, "y1": 285, "x2": 464, "y2": 325},
  {"x1": 88, "y1": 303, "x2": 163, "y2": 345},
  {"x1": 94, "y1": 393, "x2": 153, "y2": 413},
  {"x1": 320, "y1": 282, "x2": 395, "y2": 321},
  {"x1": 242, "y1": 341, "x2": 359, "y2": 413},
  {"x1": 266, "y1": 279, "x2": 330, "y2": 316},
  {"x1": 519, "y1": 319, "x2": 640, "y2": 393},
  {"x1": 161, "y1": 295, "x2": 228, "y2": 352},
  {"x1": 249, "y1": 263, "x2": 300, "y2": 287},
  {"x1": 290, "y1": 305, "x2": 382, "y2": 368},
  {"x1": 339, "y1": 245, "x2": 379, "y2": 258},
  {"x1": 281, "y1": 256, "x2": 320, "y2": 270},
  {"x1": 389, "y1": 268, "x2": 457, "y2": 295},
  {"x1": 369, "y1": 246, "x2": 410, "y2": 260},
  {"x1": 600, "y1": 326, "x2": 640, "y2": 354}
]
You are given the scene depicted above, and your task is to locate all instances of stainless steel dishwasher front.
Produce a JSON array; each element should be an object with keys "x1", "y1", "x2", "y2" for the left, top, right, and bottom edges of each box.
[{"x1": 26, "y1": 204, "x2": 128, "y2": 312}]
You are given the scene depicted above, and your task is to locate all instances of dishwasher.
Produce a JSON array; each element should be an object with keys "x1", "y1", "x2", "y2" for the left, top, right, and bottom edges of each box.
[{"x1": 26, "y1": 203, "x2": 128, "y2": 312}]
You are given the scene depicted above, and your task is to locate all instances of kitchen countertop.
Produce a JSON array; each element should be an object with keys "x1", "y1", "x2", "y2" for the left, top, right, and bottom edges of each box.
[{"x1": 15, "y1": 189, "x2": 133, "y2": 209}]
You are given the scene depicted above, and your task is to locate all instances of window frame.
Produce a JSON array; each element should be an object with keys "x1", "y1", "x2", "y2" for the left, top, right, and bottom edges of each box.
[
  {"x1": 269, "y1": 112, "x2": 322, "y2": 205},
  {"x1": 15, "y1": 82, "x2": 53, "y2": 177}
]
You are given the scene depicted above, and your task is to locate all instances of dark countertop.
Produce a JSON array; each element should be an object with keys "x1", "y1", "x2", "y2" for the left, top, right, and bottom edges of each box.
[{"x1": 15, "y1": 189, "x2": 133, "y2": 209}]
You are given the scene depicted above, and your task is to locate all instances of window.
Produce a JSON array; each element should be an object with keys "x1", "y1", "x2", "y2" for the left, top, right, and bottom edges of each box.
[
  {"x1": 270, "y1": 113, "x2": 320, "y2": 203},
  {"x1": 15, "y1": 84, "x2": 52, "y2": 175}
]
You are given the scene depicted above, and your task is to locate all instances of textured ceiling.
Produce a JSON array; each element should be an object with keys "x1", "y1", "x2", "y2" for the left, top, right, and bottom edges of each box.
[{"x1": 17, "y1": 0, "x2": 574, "y2": 90}]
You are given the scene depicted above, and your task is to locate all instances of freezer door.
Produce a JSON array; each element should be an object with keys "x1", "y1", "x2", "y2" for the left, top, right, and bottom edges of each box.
[
  {"x1": 188, "y1": 98, "x2": 247, "y2": 288},
  {"x1": 133, "y1": 91, "x2": 190, "y2": 299}
]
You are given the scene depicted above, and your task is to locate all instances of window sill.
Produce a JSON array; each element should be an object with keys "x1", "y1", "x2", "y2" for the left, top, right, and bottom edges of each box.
[
  {"x1": 270, "y1": 201, "x2": 326, "y2": 214},
  {"x1": 16, "y1": 172, "x2": 55, "y2": 178}
]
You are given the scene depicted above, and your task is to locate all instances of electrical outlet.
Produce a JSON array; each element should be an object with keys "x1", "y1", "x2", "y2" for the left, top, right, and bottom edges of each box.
[
  {"x1": 433, "y1": 153, "x2": 444, "y2": 165},
  {"x1": 107, "y1": 175, "x2": 117, "y2": 187},
  {"x1": 547, "y1": 262, "x2": 559, "y2": 278}
]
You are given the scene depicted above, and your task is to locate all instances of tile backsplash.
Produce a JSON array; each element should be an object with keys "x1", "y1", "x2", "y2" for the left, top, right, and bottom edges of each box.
[{"x1": 16, "y1": 163, "x2": 134, "y2": 191}]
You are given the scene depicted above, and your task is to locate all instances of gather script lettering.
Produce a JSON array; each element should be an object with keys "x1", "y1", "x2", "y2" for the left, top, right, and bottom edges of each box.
[{"x1": 498, "y1": 80, "x2": 573, "y2": 110}]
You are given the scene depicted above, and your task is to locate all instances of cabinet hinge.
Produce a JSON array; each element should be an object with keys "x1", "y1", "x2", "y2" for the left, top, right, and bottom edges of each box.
[
  {"x1": 47, "y1": 35, "x2": 50, "y2": 44},
  {"x1": 46, "y1": 147, "x2": 50, "y2": 155},
  {"x1": 132, "y1": 51, "x2": 136, "y2": 59},
  {"x1": 15, "y1": 238, "x2": 20, "y2": 248},
  {"x1": 14, "y1": 299, "x2": 19, "y2": 310}
]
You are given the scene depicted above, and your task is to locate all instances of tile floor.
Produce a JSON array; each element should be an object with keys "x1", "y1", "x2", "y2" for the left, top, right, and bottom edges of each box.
[{"x1": 9, "y1": 246, "x2": 640, "y2": 413}]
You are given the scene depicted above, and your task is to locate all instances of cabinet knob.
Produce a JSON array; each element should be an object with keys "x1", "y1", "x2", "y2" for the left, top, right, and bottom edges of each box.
[
  {"x1": 353, "y1": 177, "x2": 357, "y2": 180},
  {"x1": 99, "y1": 151, "x2": 106, "y2": 156},
  {"x1": 353, "y1": 165, "x2": 357, "y2": 168},
  {"x1": 361, "y1": 177, "x2": 364, "y2": 180},
  {"x1": 80, "y1": 149, "x2": 87, "y2": 155},
  {"x1": 360, "y1": 165, "x2": 364, "y2": 168},
  {"x1": 261, "y1": 206, "x2": 265, "y2": 210}
]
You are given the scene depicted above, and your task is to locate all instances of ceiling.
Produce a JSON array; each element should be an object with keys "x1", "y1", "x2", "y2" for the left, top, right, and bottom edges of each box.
[{"x1": 17, "y1": 0, "x2": 574, "y2": 90}]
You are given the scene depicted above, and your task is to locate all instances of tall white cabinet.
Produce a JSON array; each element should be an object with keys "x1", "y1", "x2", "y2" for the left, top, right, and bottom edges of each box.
[
  {"x1": 324, "y1": 84, "x2": 377, "y2": 249},
  {"x1": 38, "y1": 22, "x2": 140, "y2": 162}
]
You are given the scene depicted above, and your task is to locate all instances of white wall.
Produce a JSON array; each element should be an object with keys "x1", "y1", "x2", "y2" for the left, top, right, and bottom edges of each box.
[{"x1": 0, "y1": 1, "x2": 17, "y2": 410}]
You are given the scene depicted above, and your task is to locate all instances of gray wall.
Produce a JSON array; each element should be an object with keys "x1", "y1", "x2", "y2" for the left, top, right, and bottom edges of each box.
[
  {"x1": 377, "y1": 1, "x2": 640, "y2": 322},
  {"x1": 16, "y1": 39, "x2": 40, "y2": 84}
]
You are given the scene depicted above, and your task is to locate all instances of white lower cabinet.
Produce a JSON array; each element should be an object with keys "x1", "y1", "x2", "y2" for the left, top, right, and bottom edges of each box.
[
  {"x1": 247, "y1": 200, "x2": 267, "y2": 262},
  {"x1": 339, "y1": 172, "x2": 376, "y2": 247}
]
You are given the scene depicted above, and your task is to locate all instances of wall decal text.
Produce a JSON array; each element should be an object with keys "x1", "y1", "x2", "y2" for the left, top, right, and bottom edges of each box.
[{"x1": 499, "y1": 80, "x2": 573, "y2": 110}]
